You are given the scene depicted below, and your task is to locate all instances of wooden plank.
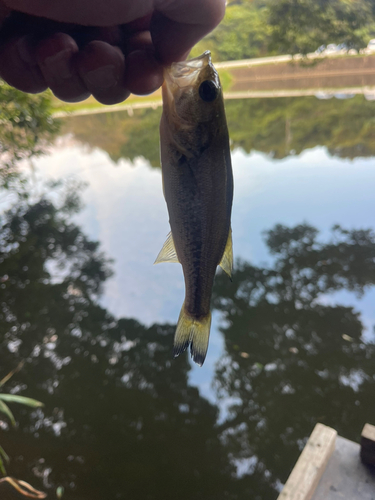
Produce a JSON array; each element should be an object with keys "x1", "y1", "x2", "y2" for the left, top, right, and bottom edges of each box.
[
  {"x1": 360, "y1": 422, "x2": 375, "y2": 467},
  {"x1": 311, "y1": 435, "x2": 375, "y2": 499},
  {"x1": 277, "y1": 423, "x2": 337, "y2": 500}
]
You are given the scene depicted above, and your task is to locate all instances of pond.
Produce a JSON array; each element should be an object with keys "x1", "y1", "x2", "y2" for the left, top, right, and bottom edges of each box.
[{"x1": 1, "y1": 92, "x2": 375, "y2": 500}]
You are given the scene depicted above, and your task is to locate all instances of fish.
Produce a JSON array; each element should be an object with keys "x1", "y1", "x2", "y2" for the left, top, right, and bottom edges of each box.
[{"x1": 155, "y1": 51, "x2": 233, "y2": 366}]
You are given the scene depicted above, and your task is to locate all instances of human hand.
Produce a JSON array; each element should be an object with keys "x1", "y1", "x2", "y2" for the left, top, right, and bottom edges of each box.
[{"x1": 0, "y1": 0, "x2": 225, "y2": 104}]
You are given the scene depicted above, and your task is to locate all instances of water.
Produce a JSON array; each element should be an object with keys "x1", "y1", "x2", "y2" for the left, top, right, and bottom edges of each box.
[{"x1": 1, "y1": 93, "x2": 375, "y2": 499}]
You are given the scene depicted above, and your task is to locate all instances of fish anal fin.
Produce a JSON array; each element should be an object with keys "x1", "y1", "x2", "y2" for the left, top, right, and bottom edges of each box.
[
  {"x1": 173, "y1": 303, "x2": 211, "y2": 367},
  {"x1": 219, "y1": 228, "x2": 233, "y2": 279},
  {"x1": 154, "y1": 232, "x2": 180, "y2": 264}
]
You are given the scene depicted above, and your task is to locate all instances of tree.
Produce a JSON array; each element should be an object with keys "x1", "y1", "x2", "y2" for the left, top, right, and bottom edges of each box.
[
  {"x1": 191, "y1": 1, "x2": 273, "y2": 61},
  {"x1": 267, "y1": 0, "x2": 375, "y2": 55},
  {"x1": 0, "y1": 82, "x2": 59, "y2": 189},
  {"x1": 189, "y1": 0, "x2": 375, "y2": 61}
]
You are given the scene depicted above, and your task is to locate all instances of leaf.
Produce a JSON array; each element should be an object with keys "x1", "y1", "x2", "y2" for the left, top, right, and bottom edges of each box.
[
  {"x1": 0, "y1": 394, "x2": 44, "y2": 408},
  {"x1": 0, "y1": 445, "x2": 9, "y2": 464},
  {"x1": 0, "y1": 400, "x2": 15, "y2": 426},
  {"x1": 0, "y1": 456, "x2": 6, "y2": 477},
  {"x1": 0, "y1": 361, "x2": 24, "y2": 387}
]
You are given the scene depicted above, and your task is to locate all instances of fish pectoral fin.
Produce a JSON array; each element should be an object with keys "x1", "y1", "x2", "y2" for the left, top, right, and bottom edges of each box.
[
  {"x1": 173, "y1": 303, "x2": 212, "y2": 367},
  {"x1": 219, "y1": 228, "x2": 233, "y2": 279},
  {"x1": 154, "y1": 231, "x2": 180, "y2": 264}
]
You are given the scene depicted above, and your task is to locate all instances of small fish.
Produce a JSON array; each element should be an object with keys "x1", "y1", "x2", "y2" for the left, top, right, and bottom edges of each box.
[{"x1": 155, "y1": 51, "x2": 233, "y2": 366}]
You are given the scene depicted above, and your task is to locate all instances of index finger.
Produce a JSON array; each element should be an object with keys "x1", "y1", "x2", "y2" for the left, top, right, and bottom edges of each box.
[{"x1": 152, "y1": 0, "x2": 226, "y2": 64}]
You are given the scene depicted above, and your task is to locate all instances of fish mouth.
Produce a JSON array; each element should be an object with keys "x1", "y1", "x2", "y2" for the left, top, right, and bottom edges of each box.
[{"x1": 164, "y1": 51, "x2": 212, "y2": 88}]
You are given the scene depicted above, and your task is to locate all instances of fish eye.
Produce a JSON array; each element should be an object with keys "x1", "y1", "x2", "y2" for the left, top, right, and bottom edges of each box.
[{"x1": 198, "y1": 80, "x2": 218, "y2": 102}]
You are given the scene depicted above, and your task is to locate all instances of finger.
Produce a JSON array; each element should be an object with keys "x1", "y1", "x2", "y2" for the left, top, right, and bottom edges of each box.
[
  {"x1": 36, "y1": 33, "x2": 90, "y2": 102},
  {"x1": 152, "y1": 0, "x2": 226, "y2": 64},
  {"x1": 123, "y1": 31, "x2": 163, "y2": 96},
  {"x1": 125, "y1": 49, "x2": 163, "y2": 96},
  {"x1": 4, "y1": 0, "x2": 154, "y2": 26},
  {"x1": 0, "y1": 35, "x2": 47, "y2": 93},
  {"x1": 125, "y1": 30, "x2": 153, "y2": 54},
  {"x1": 0, "y1": 10, "x2": 122, "y2": 50},
  {"x1": 76, "y1": 40, "x2": 130, "y2": 105}
]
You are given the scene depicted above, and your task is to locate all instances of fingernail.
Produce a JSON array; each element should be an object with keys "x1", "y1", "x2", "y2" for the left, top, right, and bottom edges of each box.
[
  {"x1": 84, "y1": 65, "x2": 117, "y2": 89},
  {"x1": 17, "y1": 36, "x2": 36, "y2": 65},
  {"x1": 42, "y1": 49, "x2": 73, "y2": 80}
]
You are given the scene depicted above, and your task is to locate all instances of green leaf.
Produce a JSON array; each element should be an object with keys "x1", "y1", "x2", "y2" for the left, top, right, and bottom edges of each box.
[
  {"x1": 0, "y1": 394, "x2": 44, "y2": 408},
  {"x1": 0, "y1": 362, "x2": 25, "y2": 388},
  {"x1": 0, "y1": 455, "x2": 6, "y2": 477},
  {"x1": 0, "y1": 445, "x2": 9, "y2": 463},
  {"x1": 0, "y1": 401, "x2": 16, "y2": 426},
  {"x1": 0, "y1": 445, "x2": 9, "y2": 477}
]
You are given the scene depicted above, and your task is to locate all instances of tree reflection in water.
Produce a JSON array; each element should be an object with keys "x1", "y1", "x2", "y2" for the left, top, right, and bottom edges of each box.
[
  {"x1": 0, "y1": 183, "x2": 236, "y2": 499},
  {"x1": 1, "y1": 182, "x2": 375, "y2": 499},
  {"x1": 62, "y1": 95, "x2": 375, "y2": 166},
  {"x1": 212, "y1": 223, "x2": 375, "y2": 499}
]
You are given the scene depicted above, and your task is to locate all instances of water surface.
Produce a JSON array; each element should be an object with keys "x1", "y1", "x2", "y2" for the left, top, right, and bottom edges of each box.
[{"x1": 1, "y1": 93, "x2": 375, "y2": 499}]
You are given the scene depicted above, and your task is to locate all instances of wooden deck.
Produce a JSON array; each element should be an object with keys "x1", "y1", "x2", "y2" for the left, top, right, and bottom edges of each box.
[{"x1": 278, "y1": 423, "x2": 375, "y2": 500}]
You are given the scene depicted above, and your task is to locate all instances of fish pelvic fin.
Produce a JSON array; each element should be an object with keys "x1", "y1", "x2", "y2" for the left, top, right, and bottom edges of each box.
[
  {"x1": 173, "y1": 303, "x2": 212, "y2": 367},
  {"x1": 219, "y1": 228, "x2": 233, "y2": 279},
  {"x1": 154, "y1": 232, "x2": 180, "y2": 264}
]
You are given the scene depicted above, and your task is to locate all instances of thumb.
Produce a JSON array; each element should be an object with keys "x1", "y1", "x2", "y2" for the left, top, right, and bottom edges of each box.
[{"x1": 151, "y1": 0, "x2": 225, "y2": 64}]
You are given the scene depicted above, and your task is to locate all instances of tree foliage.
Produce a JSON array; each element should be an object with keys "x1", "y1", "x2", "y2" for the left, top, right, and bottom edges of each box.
[
  {"x1": 0, "y1": 82, "x2": 59, "y2": 189},
  {"x1": 190, "y1": 0, "x2": 375, "y2": 61},
  {"x1": 267, "y1": 0, "x2": 375, "y2": 55},
  {"x1": 191, "y1": 1, "x2": 273, "y2": 61}
]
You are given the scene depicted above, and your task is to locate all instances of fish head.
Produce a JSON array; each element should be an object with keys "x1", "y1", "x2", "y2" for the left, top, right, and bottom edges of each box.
[{"x1": 162, "y1": 51, "x2": 224, "y2": 128}]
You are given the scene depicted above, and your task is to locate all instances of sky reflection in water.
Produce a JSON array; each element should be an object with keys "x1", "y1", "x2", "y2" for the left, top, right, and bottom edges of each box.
[{"x1": 33, "y1": 132, "x2": 375, "y2": 393}]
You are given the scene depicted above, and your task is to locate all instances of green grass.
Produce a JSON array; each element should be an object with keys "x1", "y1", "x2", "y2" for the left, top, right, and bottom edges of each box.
[
  {"x1": 50, "y1": 90, "x2": 162, "y2": 114},
  {"x1": 218, "y1": 69, "x2": 233, "y2": 91}
]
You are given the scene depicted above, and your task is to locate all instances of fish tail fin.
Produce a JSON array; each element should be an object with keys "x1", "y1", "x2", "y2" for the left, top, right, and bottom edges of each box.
[{"x1": 173, "y1": 303, "x2": 212, "y2": 367}]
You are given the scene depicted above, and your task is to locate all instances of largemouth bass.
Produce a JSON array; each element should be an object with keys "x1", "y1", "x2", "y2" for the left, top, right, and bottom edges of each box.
[{"x1": 155, "y1": 51, "x2": 233, "y2": 366}]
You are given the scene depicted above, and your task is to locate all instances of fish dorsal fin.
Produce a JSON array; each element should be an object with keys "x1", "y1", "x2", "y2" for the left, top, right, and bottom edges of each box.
[
  {"x1": 154, "y1": 232, "x2": 180, "y2": 264},
  {"x1": 219, "y1": 228, "x2": 233, "y2": 278}
]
